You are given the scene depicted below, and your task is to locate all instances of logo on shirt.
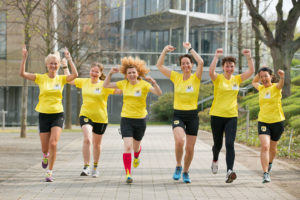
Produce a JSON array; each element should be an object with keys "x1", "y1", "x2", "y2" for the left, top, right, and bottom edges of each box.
[
  {"x1": 261, "y1": 126, "x2": 267, "y2": 132},
  {"x1": 94, "y1": 88, "x2": 101, "y2": 94},
  {"x1": 53, "y1": 84, "x2": 61, "y2": 90},
  {"x1": 232, "y1": 84, "x2": 239, "y2": 90},
  {"x1": 264, "y1": 92, "x2": 271, "y2": 99},
  {"x1": 134, "y1": 90, "x2": 141, "y2": 97},
  {"x1": 186, "y1": 85, "x2": 194, "y2": 92},
  {"x1": 84, "y1": 118, "x2": 89, "y2": 123}
]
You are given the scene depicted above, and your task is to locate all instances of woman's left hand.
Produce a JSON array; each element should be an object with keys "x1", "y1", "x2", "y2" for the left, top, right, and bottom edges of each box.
[{"x1": 183, "y1": 42, "x2": 191, "y2": 50}]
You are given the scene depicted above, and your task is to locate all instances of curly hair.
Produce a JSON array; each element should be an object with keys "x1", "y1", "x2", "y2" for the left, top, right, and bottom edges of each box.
[
  {"x1": 91, "y1": 62, "x2": 106, "y2": 80},
  {"x1": 222, "y1": 56, "x2": 236, "y2": 66},
  {"x1": 45, "y1": 52, "x2": 61, "y2": 65},
  {"x1": 258, "y1": 67, "x2": 278, "y2": 83},
  {"x1": 119, "y1": 56, "x2": 149, "y2": 79},
  {"x1": 179, "y1": 54, "x2": 194, "y2": 65}
]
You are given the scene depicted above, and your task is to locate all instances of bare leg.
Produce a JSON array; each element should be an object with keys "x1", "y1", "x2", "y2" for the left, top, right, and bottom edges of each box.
[
  {"x1": 48, "y1": 126, "x2": 62, "y2": 170},
  {"x1": 93, "y1": 133, "x2": 103, "y2": 164},
  {"x1": 173, "y1": 127, "x2": 185, "y2": 167},
  {"x1": 183, "y1": 135, "x2": 197, "y2": 172},
  {"x1": 81, "y1": 124, "x2": 93, "y2": 165},
  {"x1": 259, "y1": 135, "x2": 271, "y2": 172}
]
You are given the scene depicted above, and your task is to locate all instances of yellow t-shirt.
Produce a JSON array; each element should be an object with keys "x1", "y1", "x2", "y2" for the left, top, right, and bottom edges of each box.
[
  {"x1": 258, "y1": 83, "x2": 285, "y2": 123},
  {"x1": 116, "y1": 79, "x2": 152, "y2": 118},
  {"x1": 170, "y1": 71, "x2": 201, "y2": 110},
  {"x1": 209, "y1": 74, "x2": 242, "y2": 117},
  {"x1": 75, "y1": 78, "x2": 115, "y2": 123},
  {"x1": 34, "y1": 73, "x2": 67, "y2": 113}
]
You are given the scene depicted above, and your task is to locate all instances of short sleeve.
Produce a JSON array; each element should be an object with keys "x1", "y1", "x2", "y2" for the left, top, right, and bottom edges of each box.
[
  {"x1": 170, "y1": 71, "x2": 179, "y2": 83},
  {"x1": 258, "y1": 84, "x2": 263, "y2": 91},
  {"x1": 236, "y1": 75, "x2": 242, "y2": 84},
  {"x1": 116, "y1": 80, "x2": 125, "y2": 90},
  {"x1": 74, "y1": 78, "x2": 84, "y2": 88},
  {"x1": 212, "y1": 74, "x2": 221, "y2": 85},
  {"x1": 34, "y1": 73, "x2": 41, "y2": 84},
  {"x1": 61, "y1": 75, "x2": 67, "y2": 85},
  {"x1": 103, "y1": 88, "x2": 115, "y2": 95}
]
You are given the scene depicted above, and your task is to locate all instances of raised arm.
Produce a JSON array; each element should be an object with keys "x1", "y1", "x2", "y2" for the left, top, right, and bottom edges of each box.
[
  {"x1": 64, "y1": 48, "x2": 78, "y2": 82},
  {"x1": 103, "y1": 67, "x2": 119, "y2": 89},
  {"x1": 240, "y1": 49, "x2": 255, "y2": 81},
  {"x1": 209, "y1": 48, "x2": 223, "y2": 81},
  {"x1": 144, "y1": 76, "x2": 162, "y2": 96},
  {"x1": 19, "y1": 45, "x2": 36, "y2": 81},
  {"x1": 276, "y1": 70, "x2": 285, "y2": 89},
  {"x1": 61, "y1": 58, "x2": 75, "y2": 85},
  {"x1": 156, "y1": 45, "x2": 175, "y2": 78},
  {"x1": 183, "y1": 42, "x2": 203, "y2": 79},
  {"x1": 252, "y1": 73, "x2": 260, "y2": 90}
]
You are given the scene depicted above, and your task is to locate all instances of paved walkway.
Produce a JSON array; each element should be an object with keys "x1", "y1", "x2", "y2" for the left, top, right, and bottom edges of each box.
[{"x1": 0, "y1": 125, "x2": 299, "y2": 200}]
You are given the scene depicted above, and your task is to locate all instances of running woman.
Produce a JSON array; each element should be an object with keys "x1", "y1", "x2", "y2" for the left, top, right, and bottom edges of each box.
[
  {"x1": 63, "y1": 62, "x2": 121, "y2": 178},
  {"x1": 156, "y1": 42, "x2": 204, "y2": 183},
  {"x1": 103, "y1": 56, "x2": 162, "y2": 184},
  {"x1": 252, "y1": 67, "x2": 285, "y2": 183},
  {"x1": 209, "y1": 48, "x2": 254, "y2": 183},
  {"x1": 19, "y1": 46, "x2": 78, "y2": 182}
]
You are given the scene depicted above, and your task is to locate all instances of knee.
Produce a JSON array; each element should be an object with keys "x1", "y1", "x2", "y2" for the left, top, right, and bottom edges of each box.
[
  {"x1": 49, "y1": 141, "x2": 57, "y2": 149},
  {"x1": 93, "y1": 142, "x2": 101, "y2": 150},
  {"x1": 175, "y1": 139, "x2": 185, "y2": 148},
  {"x1": 185, "y1": 145, "x2": 194, "y2": 154},
  {"x1": 83, "y1": 138, "x2": 91, "y2": 146},
  {"x1": 261, "y1": 144, "x2": 269, "y2": 152},
  {"x1": 225, "y1": 141, "x2": 234, "y2": 150}
]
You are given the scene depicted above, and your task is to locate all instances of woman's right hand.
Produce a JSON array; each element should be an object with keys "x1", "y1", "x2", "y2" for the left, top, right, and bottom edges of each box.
[
  {"x1": 22, "y1": 45, "x2": 28, "y2": 58},
  {"x1": 109, "y1": 67, "x2": 119, "y2": 74},
  {"x1": 163, "y1": 45, "x2": 175, "y2": 53},
  {"x1": 215, "y1": 48, "x2": 223, "y2": 58}
]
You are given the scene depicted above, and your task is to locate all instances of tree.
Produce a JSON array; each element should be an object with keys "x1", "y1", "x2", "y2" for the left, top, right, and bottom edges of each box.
[
  {"x1": 244, "y1": 0, "x2": 300, "y2": 97},
  {"x1": 8, "y1": 0, "x2": 42, "y2": 138}
]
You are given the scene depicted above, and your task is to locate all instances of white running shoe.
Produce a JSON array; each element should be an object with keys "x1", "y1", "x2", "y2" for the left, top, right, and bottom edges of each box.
[
  {"x1": 211, "y1": 161, "x2": 218, "y2": 174},
  {"x1": 80, "y1": 167, "x2": 90, "y2": 176},
  {"x1": 92, "y1": 169, "x2": 99, "y2": 178}
]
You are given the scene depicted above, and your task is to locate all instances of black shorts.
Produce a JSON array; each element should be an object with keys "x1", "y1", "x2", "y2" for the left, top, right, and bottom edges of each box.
[
  {"x1": 172, "y1": 109, "x2": 199, "y2": 136},
  {"x1": 258, "y1": 121, "x2": 284, "y2": 141},
  {"x1": 120, "y1": 117, "x2": 146, "y2": 141},
  {"x1": 79, "y1": 116, "x2": 107, "y2": 135},
  {"x1": 39, "y1": 112, "x2": 64, "y2": 133}
]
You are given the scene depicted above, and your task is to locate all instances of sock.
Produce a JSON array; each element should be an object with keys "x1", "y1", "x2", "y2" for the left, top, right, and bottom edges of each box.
[
  {"x1": 123, "y1": 153, "x2": 132, "y2": 175},
  {"x1": 84, "y1": 164, "x2": 89, "y2": 169},
  {"x1": 47, "y1": 170, "x2": 52, "y2": 174},
  {"x1": 94, "y1": 162, "x2": 98, "y2": 170},
  {"x1": 43, "y1": 153, "x2": 49, "y2": 158},
  {"x1": 134, "y1": 146, "x2": 142, "y2": 158},
  {"x1": 269, "y1": 162, "x2": 272, "y2": 165}
]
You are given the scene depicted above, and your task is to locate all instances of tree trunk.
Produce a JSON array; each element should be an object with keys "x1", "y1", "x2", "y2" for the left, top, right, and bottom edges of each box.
[
  {"x1": 76, "y1": 88, "x2": 81, "y2": 125},
  {"x1": 20, "y1": 78, "x2": 28, "y2": 138},
  {"x1": 64, "y1": 84, "x2": 72, "y2": 129},
  {"x1": 238, "y1": 0, "x2": 243, "y2": 74},
  {"x1": 253, "y1": 0, "x2": 260, "y2": 73},
  {"x1": 270, "y1": 47, "x2": 292, "y2": 97}
]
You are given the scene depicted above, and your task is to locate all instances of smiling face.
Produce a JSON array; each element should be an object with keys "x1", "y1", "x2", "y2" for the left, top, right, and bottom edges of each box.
[
  {"x1": 90, "y1": 66, "x2": 102, "y2": 80},
  {"x1": 222, "y1": 61, "x2": 235, "y2": 76},
  {"x1": 259, "y1": 70, "x2": 272, "y2": 87},
  {"x1": 126, "y1": 67, "x2": 139, "y2": 82},
  {"x1": 180, "y1": 57, "x2": 193, "y2": 73},
  {"x1": 46, "y1": 57, "x2": 60, "y2": 73}
]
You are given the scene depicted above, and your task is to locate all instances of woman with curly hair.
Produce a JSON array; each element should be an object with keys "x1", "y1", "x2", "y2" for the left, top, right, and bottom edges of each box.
[
  {"x1": 63, "y1": 62, "x2": 121, "y2": 178},
  {"x1": 103, "y1": 56, "x2": 162, "y2": 183}
]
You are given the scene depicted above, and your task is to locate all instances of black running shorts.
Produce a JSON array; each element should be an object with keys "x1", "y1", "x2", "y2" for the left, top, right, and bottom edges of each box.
[
  {"x1": 120, "y1": 117, "x2": 146, "y2": 141},
  {"x1": 258, "y1": 121, "x2": 284, "y2": 141},
  {"x1": 39, "y1": 112, "x2": 64, "y2": 133},
  {"x1": 172, "y1": 109, "x2": 199, "y2": 136},
  {"x1": 79, "y1": 116, "x2": 107, "y2": 135}
]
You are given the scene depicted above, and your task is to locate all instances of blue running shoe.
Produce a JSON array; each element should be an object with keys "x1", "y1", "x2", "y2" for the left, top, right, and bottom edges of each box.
[
  {"x1": 182, "y1": 172, "x2": 191, "y2": 183},
  {"x1": 172, "y1": 166, "x2": 182, "y2": 180}
]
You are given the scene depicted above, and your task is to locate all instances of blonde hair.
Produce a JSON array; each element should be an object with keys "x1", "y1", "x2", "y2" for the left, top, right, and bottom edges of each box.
[
  {"x1": 45, "y1": 52, "x2": 61, "y2": 65},
  {"x1": 119, "y1": 56, "x2": 149, "y2": 79},
  {"x1": 91, "y1": 62, "x2": 106, "y2": 80}
]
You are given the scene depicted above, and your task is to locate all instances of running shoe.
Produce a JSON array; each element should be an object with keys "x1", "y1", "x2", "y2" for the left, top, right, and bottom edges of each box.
[
  {"x1": 133, "y1": 157, "x2": 140, "y2": 168},
  {"x1": 262, "y1": 172, "x2": 271, "y2": 183},
  {"x1": 45, "y1": 172, "x2": 53, "y2": 182},
  {"x1": 92, "y1": 169, "x2": 99, "y2": 178},
  {"x1": 268, "y1": 163, "x2": 272, "y2": 173},
  {"x1": 172, "y1": 166, "x2": 182, "y2": 180},
  {"x1": 80, "y1": 167, "x2": 90, "y2": 176},
  {"x1": 126, "y1": 172, "x2": 133, "y2": 184},
  {"x1": 211, "y1": 161, "x2": 218, "y2": 174},
  {"x1": 42, "y1": 154, "x2": 49, "y2": 169},
  {"x1": 225, "y1": 169, "x2": 237, "y2": 183},
  {"x1": 182, "y1": 172, "x2": 191, "y2": 183}
]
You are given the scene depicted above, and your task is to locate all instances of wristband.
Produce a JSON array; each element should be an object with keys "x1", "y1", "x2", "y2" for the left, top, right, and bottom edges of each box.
[
  {"x1": 62, "y1": 66, "x2": 68, "y2": 69},
  {"x1": 188, "y1": 47, "x2": 193, "y2": 52}
]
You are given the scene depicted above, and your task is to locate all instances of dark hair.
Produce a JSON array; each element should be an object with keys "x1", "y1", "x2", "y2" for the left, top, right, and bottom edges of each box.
[
  {"x1": 258, "y1": 67, "x2": 278, "y2": 83},
  {"x1": 222, "y1": 56, "x2": 236, "y2": 66},
  {"x1": 179, "y1": 54, "x2": 193, "y2": 65},
  {"x1": 91, "y1": 62, "x2": 106, "y2": 80}
]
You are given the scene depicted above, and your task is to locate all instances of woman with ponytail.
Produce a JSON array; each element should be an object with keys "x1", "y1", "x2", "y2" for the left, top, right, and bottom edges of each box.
[
  {"x1": 63, "y1": 62, "x2": 121, "y2": 178},
  {"x1": 252, "y1": 67, "x2": 285, "y2": 183},
  {"x1": 19, "y1": 46, "x2": 78, "y2": 182}
]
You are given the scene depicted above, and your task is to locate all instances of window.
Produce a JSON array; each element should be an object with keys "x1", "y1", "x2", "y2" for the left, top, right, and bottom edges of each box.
[{"x1": 0, "y1": 12, "x2": 6, "y2": 59}]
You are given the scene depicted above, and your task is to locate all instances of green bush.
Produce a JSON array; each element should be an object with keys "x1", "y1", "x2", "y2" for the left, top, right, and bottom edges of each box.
[
  {"x1": 283, "y1": 104, "x2": 300, "y2": 122},
  {"x1": 198, "y1": 108, "x2": 210, "y2": 124},
  {"x1": 288, "y1": 115, "x2": 300, "y2": 132},
  {"x1": 291, "y1": 76, "x2": 300, "y2": 86},
  {"x1": 150, "y1": 92, "x2": 174, "y2": 122}
]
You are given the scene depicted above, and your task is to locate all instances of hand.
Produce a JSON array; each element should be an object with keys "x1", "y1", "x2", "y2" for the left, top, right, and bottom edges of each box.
[
  {"x1": 22, "y1": 45, "x2": 28, "y2": 58},
  {"x1": 183, "y1": 42, "x2": 191, "y2": 50},
  {"x1": 61, "y1": 58, "x2": 67, "y2": 67},
  {"x1": 164, "y1": 45, "x2": 175, "y2": 53},
  {"x1": 277, "y1": 69, "x2": 285, "y2": 78},
  {"x1": 144, "y1": 76, "x2": 156, "y2": 85},
  {"x1": 242, "y1": 49, "x2": 251, "y2": 58},
  {"x1": 215, "y1": 48, "x2": 223, "y2": 58},
  {"x1": 64, "y1": 47, "x2": 72, "y2": 61},
  {"x1": 109, "y1": 67, "x2": 119, "y2": 74}
]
